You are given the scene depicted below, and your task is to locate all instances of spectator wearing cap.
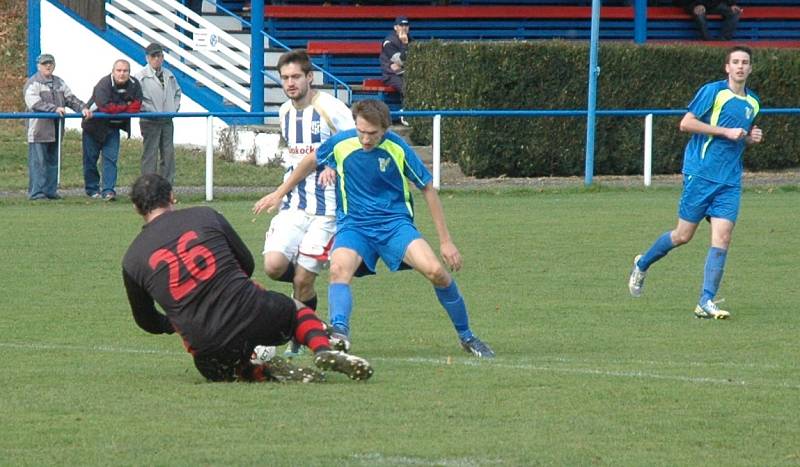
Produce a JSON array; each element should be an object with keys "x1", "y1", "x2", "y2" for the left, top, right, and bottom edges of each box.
[
  {"x1": 135, "y1": 43, "x2": 182, "y2": 184},
  {"x1": 81, "y1": 59, "x2": 143, "y2": 201},
  {"x1": 23, "y1": 53, "x2": 92, "y2": 200},
  {"x1": 380, "y1": 16, "x2": 411, "y2": 124}
]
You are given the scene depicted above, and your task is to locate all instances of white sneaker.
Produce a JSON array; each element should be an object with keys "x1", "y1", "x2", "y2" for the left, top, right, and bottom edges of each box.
[
  {"x1": 694, "y1": 299, "x2": 730, "y2": 320},
  {"x1": 628, "y1": 255, "x2": 647, "y2": 297},
  {"x1": 250, "y1": 345, "x2": 277, "y2": 364}
]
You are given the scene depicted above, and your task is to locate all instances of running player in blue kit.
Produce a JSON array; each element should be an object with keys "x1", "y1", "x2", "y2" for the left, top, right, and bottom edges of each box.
[{"x1": 628, "y1": 45, "x2": 764, "y2": 319}]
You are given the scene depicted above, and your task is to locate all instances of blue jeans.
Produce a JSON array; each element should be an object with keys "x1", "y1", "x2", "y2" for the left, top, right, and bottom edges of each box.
[
  {"x1": 28, "y1": 142, "x2": 59, "y2": 199},
  {"x1": 82, "y1": 130, "x2": 120, "y2": 196}
]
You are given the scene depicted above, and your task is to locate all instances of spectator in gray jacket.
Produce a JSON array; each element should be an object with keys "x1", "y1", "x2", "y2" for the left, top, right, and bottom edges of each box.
[
  {"x1": 136, "y1": 43, "x2": 182, "y2": 184},
  {"x1": 23, "y1": 53, "x2": 91, "y2": 200}
]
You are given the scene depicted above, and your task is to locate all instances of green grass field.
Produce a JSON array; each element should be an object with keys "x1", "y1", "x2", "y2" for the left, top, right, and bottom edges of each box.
[{"x1": 2, "y1": 188, "x2": 799, "y2": 466}]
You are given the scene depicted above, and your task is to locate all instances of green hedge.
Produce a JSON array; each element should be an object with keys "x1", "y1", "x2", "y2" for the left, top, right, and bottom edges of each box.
[{"x1": 405, "y1": 40, "x2": 800, "y2": 178}]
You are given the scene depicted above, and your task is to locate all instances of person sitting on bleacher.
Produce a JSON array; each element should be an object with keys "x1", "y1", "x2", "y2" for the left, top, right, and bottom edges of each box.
[
  {"x1": 679, "y1": 0, "x2": 741, "y2": 41},
  {"x1": 380, "y1": 16, "x2": 411, "y2": 124}
]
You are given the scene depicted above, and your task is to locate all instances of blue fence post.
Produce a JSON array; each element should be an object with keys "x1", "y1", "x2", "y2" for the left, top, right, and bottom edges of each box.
[
  {"x1": 584, "y1": 0, "x2": 601, "y2": 187},
  {"x1": 633, "y1": 0, "x2": 647, "y2": 44},
  {"x1": 27, "y1": 0, "x2": 40, "y2": 76},
  {"x1": 250, "y1": 0, "x2": 265, "y2": 123}
]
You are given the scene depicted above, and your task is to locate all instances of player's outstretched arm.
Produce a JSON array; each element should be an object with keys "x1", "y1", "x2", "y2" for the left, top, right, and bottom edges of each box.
[
  {"x1": 680, "y1": 112, "x2": 748, "y2": 141},
  {"x1": 420, "y1": 183, "x2": 462, "y2": 272},
  {"x1": 122, "y1": 269, "x2": 175, "y2": 335},
  {"x1": 252, "y1": 152, "x2": 317, "y2": 215}
]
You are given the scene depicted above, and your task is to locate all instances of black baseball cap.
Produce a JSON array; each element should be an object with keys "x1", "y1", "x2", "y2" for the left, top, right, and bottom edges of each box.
[
  {"x1": 145, "y1": 42, "x2": 164, "y2": 56},
  {"x1": 394, "y1": 16, "x2": 409, "y2": 26}
]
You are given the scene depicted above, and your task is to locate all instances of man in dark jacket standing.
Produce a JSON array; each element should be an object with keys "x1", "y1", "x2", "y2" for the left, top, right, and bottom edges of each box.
[
  {"x1": 24, "y1": 54, "x2": 91, "y2": 200},
  {"x1": 81, "y1": 59, "x2": 142, "y2": 201},
  {"x1": 681, "y1": 0, "x2": 741, "y2": 41},
  {"x1": 380, "y1": 16, "x2": 411, "y2": 124}
]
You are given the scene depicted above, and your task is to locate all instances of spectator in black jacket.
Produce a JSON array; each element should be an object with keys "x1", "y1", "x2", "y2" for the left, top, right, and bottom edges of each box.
[
  {"x1": 680, "y1": 0, "x2": 741, "y2": 41},
  {"x1": 81, "y1": 59, "x2": 142, "y2": 201},
  {"x1": 380, "y1": 16, "x2": 411, "y2": 124}
]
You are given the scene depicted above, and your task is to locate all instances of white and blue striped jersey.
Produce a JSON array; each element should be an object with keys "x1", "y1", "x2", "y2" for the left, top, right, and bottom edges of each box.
[{"x1": 278, "y1": 91, "x2": 354, "y2": 216}]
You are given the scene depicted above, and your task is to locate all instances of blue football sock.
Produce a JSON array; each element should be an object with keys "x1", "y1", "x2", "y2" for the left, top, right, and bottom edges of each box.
[
  {"x1": 328, "y1": 283, "x2": 352, "y2": 336},
  {"x1": 700, "y1": 247, "x2": 728, "y2": 305},
  {"x1": 434, "y1": 280, "x2": 472, "y2": 340},
  {"x1": 638, "y1": 231, "x2": 676, "y2": 271}
]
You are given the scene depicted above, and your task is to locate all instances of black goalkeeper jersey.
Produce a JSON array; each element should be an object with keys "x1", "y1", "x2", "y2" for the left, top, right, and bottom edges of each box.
[{"x1": 122, "y1": 206, "x2": 263, "y2": 355}]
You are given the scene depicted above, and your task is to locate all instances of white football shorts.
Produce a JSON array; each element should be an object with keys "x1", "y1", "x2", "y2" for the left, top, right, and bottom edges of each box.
[{"x1": 262, "y1": 209, "x2": 336, "y2": 274}]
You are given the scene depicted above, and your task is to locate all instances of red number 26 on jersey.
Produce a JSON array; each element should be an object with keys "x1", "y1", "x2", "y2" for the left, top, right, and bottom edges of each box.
[{"x1": 148, "y1": 230, "x2": 217, "y2": 301}]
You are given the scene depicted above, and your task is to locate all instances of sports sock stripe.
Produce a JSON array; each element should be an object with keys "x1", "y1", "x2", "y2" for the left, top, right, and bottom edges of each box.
[{"x1": 294, "y1": 307, "x2": 330, "y2": 353}]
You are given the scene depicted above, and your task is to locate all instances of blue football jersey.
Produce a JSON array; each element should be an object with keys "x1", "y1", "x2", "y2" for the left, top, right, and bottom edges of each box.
[
  {"x1": 682, "y1": 79, "x2": 760, "y2": 186},
  {"x1": 315, "y1": 130, "x2": 432, "y2": 227}
]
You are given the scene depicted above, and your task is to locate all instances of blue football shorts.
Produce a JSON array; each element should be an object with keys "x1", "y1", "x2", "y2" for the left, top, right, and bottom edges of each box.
[
  {"x1": 678, "y1": 174, "x2": 741, "y2": 224},
  {"x1": 333, "y1": 218, "x2": 422, "y2": 276}
]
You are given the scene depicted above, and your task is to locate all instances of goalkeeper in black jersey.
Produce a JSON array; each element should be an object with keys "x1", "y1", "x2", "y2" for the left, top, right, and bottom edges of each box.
[{"x1": 122, "y1": 174, "x2": 372, "y2": 382}]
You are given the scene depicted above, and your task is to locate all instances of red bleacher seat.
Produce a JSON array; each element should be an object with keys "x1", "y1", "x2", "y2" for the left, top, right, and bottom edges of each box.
[
  {"x1": 307, "y1": 41, "x2": 381, "y2": 55},
  {"x1": 362, "y1": 79, "x2": 397, "y2": 93}
]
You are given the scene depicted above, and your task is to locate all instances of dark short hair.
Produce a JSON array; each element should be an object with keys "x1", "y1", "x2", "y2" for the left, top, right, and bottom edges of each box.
[
  {"x1": 130, "y1": 174, "x2": 172, "y2": 215},
  {"x1": 352, "y1": 99, "x2": 391, "y2": 130},
  {"x1": 277, "y1": 49, "x2": 313, "y2": 75},
  {"x1": 725, "y1": 45, "x2": 753, "y2": 64}
]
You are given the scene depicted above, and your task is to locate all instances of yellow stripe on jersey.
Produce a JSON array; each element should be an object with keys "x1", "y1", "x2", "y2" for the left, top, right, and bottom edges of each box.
[
  {"x1": 702, "y1": 90, "x2": 735, "y2": 159},
  {"x1": 745, "y1": 94, "x2": 760, "y2": 116},
  {"x1": 332, "y1": 137, "x2": 363, "y2": 214},
  {"x1": 377, "y1": 138, "x2": 415, "y2": 217},
  {"x1": 701, "y1": 89, "x2": 759, "y2": 160}
]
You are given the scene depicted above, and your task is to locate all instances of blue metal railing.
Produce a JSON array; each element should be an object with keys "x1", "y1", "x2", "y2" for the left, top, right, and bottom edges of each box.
[{"x1": 6, "y1": 107, "x2": 798, "y2": 196}]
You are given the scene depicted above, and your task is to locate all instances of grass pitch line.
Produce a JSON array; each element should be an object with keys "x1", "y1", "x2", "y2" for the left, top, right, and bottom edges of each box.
[
  {"x1": 2, "y1": 342, "x2": 797, "y2": 389},
  {"x1": 352, "y1": 452, "x2": 503, "y2": 466},
  {"x1": 507, "y1": 355, "x2": 784, "y2": 370},
  {"x1": 0, "y1": 341, "x2": 179, "y2": 356},
  {"x1": 376, "y1": 357, "x2": 800, "y2": 390}
]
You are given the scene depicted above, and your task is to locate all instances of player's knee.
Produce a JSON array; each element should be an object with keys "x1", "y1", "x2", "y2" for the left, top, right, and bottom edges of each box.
[
  {"x1": 672, "y1": 230, "x2": 694, "y2": 246},
  {"x1": 328, "y1": 261, "x2": 351, "y2": 282},
  {"x1": 713, "y1": 232, "x2": 732, "y2": 248},
  {"x1": 263, "y1": 262, "x2": 285, "y2": 280},
  {"x1": 420, "y1": 263, "x2": 448, "y2": 285}
]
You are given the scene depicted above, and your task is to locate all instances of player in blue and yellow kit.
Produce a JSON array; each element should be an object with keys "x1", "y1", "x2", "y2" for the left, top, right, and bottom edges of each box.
[
  {"x1": 254, "y1": 99, "x2": 494, "y2": 358},
  {"x1": 628, "y1": 45, "x2": 763, "y2": 319}
]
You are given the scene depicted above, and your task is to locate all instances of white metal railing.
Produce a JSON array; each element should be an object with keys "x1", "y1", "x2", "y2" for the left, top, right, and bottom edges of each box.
[{"x1": 105, "y1": 0, "x2": 251, "y2": 110}]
